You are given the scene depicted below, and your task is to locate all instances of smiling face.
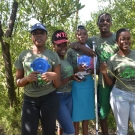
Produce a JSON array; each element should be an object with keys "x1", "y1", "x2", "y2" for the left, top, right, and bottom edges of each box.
[
  {"x1": 53, "y1": 42, "x2": 68, "y2": 59},
  {"x1": 97, "y1": 14, "x2": 112, "y2": 33},
  {"x1": 31, "y1": 29, "x2": 47, "y2": 47},
  {"x1": 117, "y1": 31, "x2": 131, "y2": 51},
  {"x1": 76, "y1": 28, "x2": 88, "y2": 45}
]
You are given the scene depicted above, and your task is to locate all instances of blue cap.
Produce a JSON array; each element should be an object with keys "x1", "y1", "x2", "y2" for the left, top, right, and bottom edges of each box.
[{"x1": 30, "y1": 23, "x2": 47, "y2": 33}]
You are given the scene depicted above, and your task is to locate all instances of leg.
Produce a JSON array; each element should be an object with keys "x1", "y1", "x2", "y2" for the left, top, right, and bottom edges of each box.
[
  {"x1": 74, "y1": 122, "x2": 79, "y2": 135},
  {"x1": 110, "y1": 87, "x2": 129, "y2": 135},
  {"x1": 57, "y1": 127, "x2": 63, "y2": 135},
  {"x1": 82, "y1": 120, "x2": 88, "y2": 135},
  {"x1": 99, "y1": 118, "x2": 108, "y2": 135},
  {"x1": 21, "y1": 95, "x2": 39, "y2": 135},
  {"x1": 40, "y1": 91, "x2": 59, "y2": 135},
  {"x1": 57, "y1": 93, "x2": 75, "y2": 135},
  {"x1": 98, "y1": 84, "x2": 112, "y2": 135}
]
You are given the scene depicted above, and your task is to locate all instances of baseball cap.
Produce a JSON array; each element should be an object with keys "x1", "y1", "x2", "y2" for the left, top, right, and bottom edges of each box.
[
  {"x1": 30, "y1": 23, "x2": 47, "y2": 33},
  {"x1": 52, "y1": 30, "x2": 69, "y2": 44}
]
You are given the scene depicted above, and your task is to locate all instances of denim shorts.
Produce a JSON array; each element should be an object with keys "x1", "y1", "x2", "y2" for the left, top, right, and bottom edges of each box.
[{"x1": 57, "y1": 92, "x2": 75, "y2": 135}]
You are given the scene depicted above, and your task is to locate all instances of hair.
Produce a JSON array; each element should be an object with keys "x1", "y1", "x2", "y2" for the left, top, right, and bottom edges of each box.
[
  {"x1": 97, "y1": 12, "x2": 112, "y2": 25},
  {"x1": 76, "y1": 25, "x2": 86, "y2": 31},
  {"x1": 51, "y1": 30, "x2": 65, "y2": 44},
  {"x1": 116, "y1": 28, "x2": 130, "y2": 42}
]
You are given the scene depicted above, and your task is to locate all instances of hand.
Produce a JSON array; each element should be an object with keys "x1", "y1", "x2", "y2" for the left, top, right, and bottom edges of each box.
[
  {"x1": 82, "y1": 47, "x2": 96, "y2": 57},
  {"x1": 27, "y1": 71, "x2": 39, "y2": 82},
  {"x1": 41, "y1": 72, "x2": 56, "y2": 82},
  {"x1": 77, "y1": 64, "x2": 87, "y2": 72},
  {"x1": 71, "y1": 74, "x2": 81, "y2": 82},
  {"x1": 100, "y1": 62, "x2": 108, "y2": 74}
]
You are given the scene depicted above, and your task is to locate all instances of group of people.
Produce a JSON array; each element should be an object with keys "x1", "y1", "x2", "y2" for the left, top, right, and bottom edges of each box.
[{"x1": 15, "y1": 12, "x2": 135, "y2": 135}]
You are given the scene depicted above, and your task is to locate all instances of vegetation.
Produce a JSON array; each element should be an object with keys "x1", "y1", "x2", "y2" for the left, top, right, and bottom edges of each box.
[{"x1": 0, "y1": 0, "x2": 135, "y2": 134}]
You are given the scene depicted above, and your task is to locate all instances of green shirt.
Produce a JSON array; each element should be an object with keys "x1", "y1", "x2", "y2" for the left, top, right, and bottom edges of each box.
[
  {"x1": 15, "y1": 49, "x2": 61, "y2": 97},
  {"x1": 87, "y1": 34, "x2": 118, "y2": 84},
  {"x1": 66, "y1": 48, "x2": 84, "y2": 69},
  {"x1": 56, "y1": 59, "x2": 73, "y2": 92},
  {"x1": 67, "y1": 46, "x2": 93, "y2": 76},
  {"x1": 107, "y1": 50, "x2": 135, "y2": 92}
]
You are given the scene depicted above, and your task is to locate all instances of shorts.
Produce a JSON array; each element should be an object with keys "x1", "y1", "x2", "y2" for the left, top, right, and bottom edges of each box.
[{"x1": 98, "y1": 84, "x2": 112, "y2": 119}]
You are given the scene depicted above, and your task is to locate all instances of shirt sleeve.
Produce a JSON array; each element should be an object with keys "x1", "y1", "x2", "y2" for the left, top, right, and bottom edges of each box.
[
  {"x1": 14, "y1": 51, "x2": 24, "y2": 70},
  {"x1": 52, "y1": 52, "x2": 61, "y2": 68},
  {"x1": 66, "y1": 48, "x2": 73, "y2": 67},
  {"x1": 86, "y1": 38, "x2": 93, "y2": 48}
]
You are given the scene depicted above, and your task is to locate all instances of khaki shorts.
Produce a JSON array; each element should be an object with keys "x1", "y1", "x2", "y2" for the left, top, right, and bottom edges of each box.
[{"x1": 98, "y1": 84, "x2": 112, "y2": 119}]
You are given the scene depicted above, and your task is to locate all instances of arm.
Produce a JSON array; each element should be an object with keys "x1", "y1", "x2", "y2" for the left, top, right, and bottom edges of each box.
[
  {"x1": 16, "y1": 69, "x2": 39, "y2": 87},
  {"x1": 16, "y1": 69, "x2": 27, "y2": 87},
  {"x1": 70, "y1": 42, "x2": 96, "y2": 57},
  {"x1": 100, "y1": 63, "x2": 115, "y2": 86},
  {"x1": 41, "y1": 64, "x2": 61, "y2": 88},
  {"x1": 74, "y1": 64, "x2": 86, "y2": 73},
  {"x1": 61, "y1": 74, "x2": 80, "y2": 86},
  {"x1": 52, "y1": 64, "x2": 61, "y2": 88}
]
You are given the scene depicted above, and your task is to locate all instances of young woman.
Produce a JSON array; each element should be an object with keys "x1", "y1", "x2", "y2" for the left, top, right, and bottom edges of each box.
[
  {"x1": 67, "y1": 25, "x2": 95, "y2": 135},
  {"x1": 52, "y1": 30, "x2": 80, "y2": 135},
  {"x1": 100, "y1": 28, "x2": 135, "y2": 134},
  {"x1": 15, "y1": 23, "x2": 61, "y2": 135}
]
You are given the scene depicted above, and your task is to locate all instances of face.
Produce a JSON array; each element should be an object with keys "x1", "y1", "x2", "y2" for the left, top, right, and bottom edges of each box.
[
  {"x1": 76, "y1": 29, "x2": 88, "y2": 44},
  {"x1": 117, "y1": 31, "x2": 131, "y2": 51},
  {"x1": 53, "y1": 42, "x2": 68, "y2": 58},
  {"x1": 31, "y1": 29, "x2": 47, "y2": 46},
  {"x1": 98, "y1": 14, "x2": 112, "y2": 33}
]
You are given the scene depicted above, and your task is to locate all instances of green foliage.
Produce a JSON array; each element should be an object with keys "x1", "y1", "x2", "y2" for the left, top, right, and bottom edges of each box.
[
  {"x1": 86, "y1": 0, "x2": 135, "y2": 49},
  {"x1": 1, "y1": 0, "x2": 135, "y2": 134}
]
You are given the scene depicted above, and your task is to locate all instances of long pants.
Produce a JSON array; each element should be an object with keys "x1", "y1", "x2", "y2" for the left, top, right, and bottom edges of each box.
[
  {"x1": 57, "y1": 92, "x2": 75, "y2": 135},
  {"x1": 110, "y1": 87, "x2": 135, "y2": 135},
  {"x1": 21, "y1": 91, "x2": 59, "y2": 135}
]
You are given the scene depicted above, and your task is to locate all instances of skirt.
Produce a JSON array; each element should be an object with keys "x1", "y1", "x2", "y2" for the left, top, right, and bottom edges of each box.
[{"x1": 71, "y1": 75, "x2": 95, "y2": 122}]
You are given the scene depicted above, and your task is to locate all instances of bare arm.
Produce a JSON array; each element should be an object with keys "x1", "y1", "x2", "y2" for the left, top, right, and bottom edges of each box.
[
  {"x1": 52, "y1": 64, "x2": 61, "y2": 88},
  {"x1": 100, "y1": 63, "x2": 115, "y2": 86},
  {"x1": 61, "y1": 74, "x2": 80, "y2": 86},
  {"x1": 16, "y1": 69, "x2": 39, "y2": 87},
  {"x1": 41, "y1": 64, "x2": 61, "y2": 88},
  {"x1": 70, "y1": 42, "x2": 96, "y2": 57}
]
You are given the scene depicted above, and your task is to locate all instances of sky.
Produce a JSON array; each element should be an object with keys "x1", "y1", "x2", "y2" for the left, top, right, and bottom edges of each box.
[
  {"x1": 79, "y1": 0, "x2": 109, "y2": 22},
  {"x1": 79, "y1": 0, "x2": 98, "y2": 22}
]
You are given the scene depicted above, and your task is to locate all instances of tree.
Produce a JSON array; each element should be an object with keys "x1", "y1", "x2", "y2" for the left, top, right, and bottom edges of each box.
[
  {"x1": 0, "y1": 1, "x2": 18, "y2": 108},
  {"x1": 85, "y1": 0, "x2": 135, "y2": 48}
]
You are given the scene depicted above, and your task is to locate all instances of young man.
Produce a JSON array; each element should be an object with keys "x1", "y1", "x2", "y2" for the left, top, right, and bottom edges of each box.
[{"x1": 70, "y1": 13, "x2": 118, "y2": 135}]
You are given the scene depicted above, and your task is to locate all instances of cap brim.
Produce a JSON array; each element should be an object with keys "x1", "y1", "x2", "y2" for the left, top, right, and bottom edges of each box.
[
  {"x1": 54, "y1": 39, "x2": 69, "y2": 44},
  {"x1": 31, "y1": 28, "x2": 47, "y2": 33}
]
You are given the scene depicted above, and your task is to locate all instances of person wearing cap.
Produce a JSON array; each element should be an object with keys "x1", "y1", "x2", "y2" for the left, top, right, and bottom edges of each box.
[
  {"x1": 52, "y1": 30, "x2": 80, "y2": 135},
  {"x1": 67, "y1": 26, "x2": 95, "y2": 135},
  {"x1": 15, "y1": 23, "x2": 61, "y2": 135}
]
